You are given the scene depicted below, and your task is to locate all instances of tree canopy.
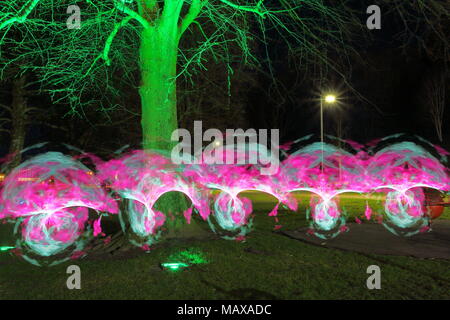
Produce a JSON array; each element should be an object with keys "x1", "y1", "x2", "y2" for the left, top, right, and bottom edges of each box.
[{"x1": 0, "y1": 1, "x2": 360, "y2": 115}]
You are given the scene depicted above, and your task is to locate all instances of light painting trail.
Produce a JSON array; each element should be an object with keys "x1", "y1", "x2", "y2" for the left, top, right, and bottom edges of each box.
[
  {"x1": 277, "y1": 141, "x2": 368, "y2": 239},
  {"x1": 184, "y1": 142, "x2": 297, "y2": 240},
  {"x1": 97, "y1": 150, "x2": 211, "y2": 248},
  {"x1": 0, "y1": 152, "x2": 118, "y2": 266},
  {"x1": 366, "y1": 137, "x2": 450, "y2": 236},
  {"x1": 0, "y1": 136, "x2": 448, "y2": 266}
]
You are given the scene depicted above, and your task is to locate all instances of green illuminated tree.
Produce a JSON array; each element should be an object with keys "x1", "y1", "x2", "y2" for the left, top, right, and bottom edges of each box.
[{"x1": 0, "y1": 0, "x2": 359, "y2": 150}]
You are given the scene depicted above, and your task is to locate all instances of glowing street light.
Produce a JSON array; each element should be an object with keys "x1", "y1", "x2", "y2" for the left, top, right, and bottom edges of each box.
[{"x1": 324, "y1": 94, "x2": 336, "y2": 103}]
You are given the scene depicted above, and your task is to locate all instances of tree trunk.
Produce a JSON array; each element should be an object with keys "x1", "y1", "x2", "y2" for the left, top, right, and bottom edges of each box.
[
  {"x1": 6, "y1": 74, "x2": 27, "y2": 171},
  {"x1": 138, "y1": 24, "x2": 205, "y2": 237},
  {"x1": 139, "y1": 26, "x2": 179, "y2": 150}
]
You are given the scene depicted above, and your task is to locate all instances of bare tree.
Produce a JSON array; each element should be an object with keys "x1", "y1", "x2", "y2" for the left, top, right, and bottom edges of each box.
[
  {"x1": 0, "y1": 72, "x2": 34, "y2": 170},
  {"x1": 388, "y1": 0, "x2": 450, "y2": 61},
  {"x1": 422, "y1": 66, "x2": 447, "y2": 143}
]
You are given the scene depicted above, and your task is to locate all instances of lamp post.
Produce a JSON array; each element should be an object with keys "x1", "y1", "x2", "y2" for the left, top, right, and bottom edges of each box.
[
  {"x1": 320, "y1": 94, "x2": 337, "y2": 172},
  {"x1": 320, "y1": 94, "x2": 337, "y2": 145}
]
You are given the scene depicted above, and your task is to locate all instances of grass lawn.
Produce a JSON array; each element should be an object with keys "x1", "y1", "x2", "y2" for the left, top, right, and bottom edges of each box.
[{"x1": 0, "y1": 192, "x2": 449, "y2": 300}]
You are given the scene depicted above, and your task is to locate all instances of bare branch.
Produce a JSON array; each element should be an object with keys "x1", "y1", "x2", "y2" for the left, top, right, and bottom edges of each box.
[
  {"x1": 0, "y1": 103, "x2": 12, "y2": 113},
  {"x1": 178, "y1": 0, "x2": 205, "y2": 40},
  {"x1": 26, "y1": 121, "x2": 69, "y2": 131},
  {"x1": 0, "y1": 0, "x2": 42, "y2": 30},
  {"x1": 218, "y1": 0, "x2": 268, "y2": 17},
  {"x1": 103, "y1": 16, "x2": 133, "y2": 66},
  {"x1": 113, "y1": 0, "x2": 151, "y2": 29}
]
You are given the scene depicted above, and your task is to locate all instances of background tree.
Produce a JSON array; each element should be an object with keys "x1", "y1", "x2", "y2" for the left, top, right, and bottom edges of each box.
[
  {"x1": 382, "y1": 0, "x2": 449, "y2": 144},
  {"x1": 0, "y1": 72, "x2": 31, "y2": 169},
  {"x1": 421, "y1": 64, "x2": 447, "y2": 143}
]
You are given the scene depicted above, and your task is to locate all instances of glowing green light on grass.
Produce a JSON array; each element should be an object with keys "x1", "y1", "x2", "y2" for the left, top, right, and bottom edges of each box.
[
  {"x1": 161, "y1": 262, "x2": 189, "y2": 271},
  {"x1": 168, "y1": 248, "x2": 209, "y2": 265},
  {"x1": 0, "y1": 246, "x2": 15, "y2": 252},
  {"x1": 161, "y1": 248, "x2": 209, "y2": 271}
]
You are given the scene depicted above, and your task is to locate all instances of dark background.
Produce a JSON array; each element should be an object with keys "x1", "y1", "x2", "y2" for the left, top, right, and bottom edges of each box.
[{"x1": 0, "y1": 1, "x2": 448, "y2": 158}]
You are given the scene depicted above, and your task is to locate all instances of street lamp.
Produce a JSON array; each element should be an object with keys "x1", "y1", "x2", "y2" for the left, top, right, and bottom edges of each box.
[{"x1": 325, "y1": 94, "x2": 336, "y2": 103}]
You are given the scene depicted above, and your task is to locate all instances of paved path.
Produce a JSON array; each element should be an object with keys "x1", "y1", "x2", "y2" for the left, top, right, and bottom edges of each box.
[{"x1": 281, "y1": 220, "x2": 450, "y2": 259}]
